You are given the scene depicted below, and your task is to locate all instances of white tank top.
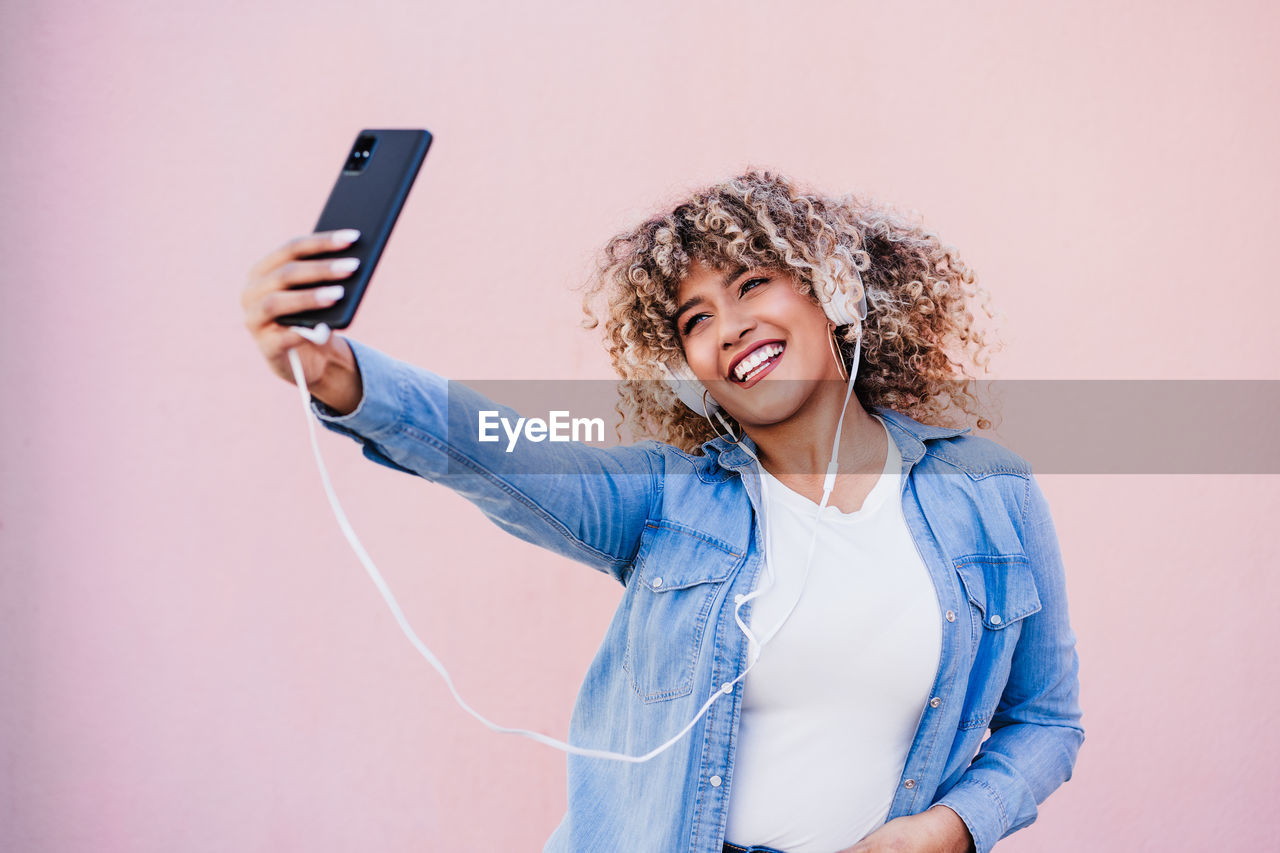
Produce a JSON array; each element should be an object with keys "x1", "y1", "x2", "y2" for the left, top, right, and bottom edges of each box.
[{"x1": 724, "y1": 417, "x2": 942, "y2": 852}]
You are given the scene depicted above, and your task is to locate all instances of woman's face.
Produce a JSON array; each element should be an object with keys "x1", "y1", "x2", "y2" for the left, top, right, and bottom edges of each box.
[{"x1": 673, "y1": 260, "x2": 844, "y2": 429}]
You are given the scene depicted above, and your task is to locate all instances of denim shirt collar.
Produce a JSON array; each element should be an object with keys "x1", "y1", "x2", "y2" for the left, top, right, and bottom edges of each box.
[{"x1": 704, "y1": 406, "x2": 972, "y2": 473}]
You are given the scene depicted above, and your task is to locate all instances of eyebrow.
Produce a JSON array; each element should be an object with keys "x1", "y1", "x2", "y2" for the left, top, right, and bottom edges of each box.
[{"x1": 672, "y1": 264, "x2": 750, "y2": 328}]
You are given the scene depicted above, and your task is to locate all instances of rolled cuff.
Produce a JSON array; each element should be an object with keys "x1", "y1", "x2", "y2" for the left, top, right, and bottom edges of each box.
[
  {"x1": 310, "y1": 337, "x2": 421, "y2": 442},
  {"x1": 934, "y1": 777, "x2": 1008, "y2": 853}
]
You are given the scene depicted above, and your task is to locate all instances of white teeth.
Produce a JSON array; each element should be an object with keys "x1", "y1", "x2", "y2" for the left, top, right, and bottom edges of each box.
[{"x1": 733, "y1": 343, "x2": 784, "y2": 381}]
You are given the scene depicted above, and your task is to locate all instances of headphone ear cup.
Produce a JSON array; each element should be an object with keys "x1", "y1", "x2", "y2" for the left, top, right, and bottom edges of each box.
[
  {"x1": 817, "y1": 271, "x2": 869, "y2": 327},
  {"x1": 662, "y1": 363, "x2": 717, "y2": 413}
]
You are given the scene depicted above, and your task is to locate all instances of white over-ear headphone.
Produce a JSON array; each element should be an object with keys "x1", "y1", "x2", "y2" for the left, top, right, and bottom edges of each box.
[{"x1": 662, "y1": 271, "x2": 869, "y2": 414}]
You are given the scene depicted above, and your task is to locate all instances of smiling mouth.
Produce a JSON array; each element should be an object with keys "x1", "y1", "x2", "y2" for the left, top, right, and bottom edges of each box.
[{"x1": 731, "y1": 342, "x2": 785, "y2": 386}]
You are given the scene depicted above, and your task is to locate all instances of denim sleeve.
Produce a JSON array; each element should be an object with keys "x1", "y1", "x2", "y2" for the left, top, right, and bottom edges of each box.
[
  {"x1": 935, "y1": 475, "x2": 1085, "y2": 853},
  {"x1": 308, "y1": 337, "x2": 663, "y2": 584}
]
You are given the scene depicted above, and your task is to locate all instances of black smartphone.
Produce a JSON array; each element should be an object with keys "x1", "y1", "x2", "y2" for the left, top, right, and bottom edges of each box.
[{"x1": 278, "y1": 128, "x2": 432, "y2": 329}]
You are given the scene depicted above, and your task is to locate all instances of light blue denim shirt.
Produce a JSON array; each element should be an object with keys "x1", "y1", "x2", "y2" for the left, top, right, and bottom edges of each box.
[{"x1": 312, "y1": 338, "x2": 1084, "y2": 853}]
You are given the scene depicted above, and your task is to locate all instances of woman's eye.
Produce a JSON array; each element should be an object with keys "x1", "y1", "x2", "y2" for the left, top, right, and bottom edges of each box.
[
  {"x1": 681, "y1": 313, "x2": 708, "y2": 335},
  {"x1": 677, "y1": 278, "x2": 770, "y2": 335},
  {"x1": 679, "y1": 279, "x2": 769, "y2": 334}
]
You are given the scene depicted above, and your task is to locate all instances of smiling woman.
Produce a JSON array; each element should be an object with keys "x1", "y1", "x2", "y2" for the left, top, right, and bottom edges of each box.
[
  {"x1": 581, "y1": 172, "x2": 998, "y2": 456},
  {"x1": 242, "y1": 169, "x2": 1082, "y2": 853}
]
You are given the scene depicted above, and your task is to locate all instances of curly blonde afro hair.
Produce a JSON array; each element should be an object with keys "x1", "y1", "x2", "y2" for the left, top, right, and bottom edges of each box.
[{"x1": 580, "y1": 170, "x2": 998, "y2": 453}]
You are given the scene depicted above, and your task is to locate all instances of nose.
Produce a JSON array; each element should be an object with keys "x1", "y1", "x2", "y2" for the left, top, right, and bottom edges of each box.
[{"x1": 719, "y1": 302, "x2": 756, "y2": 350}]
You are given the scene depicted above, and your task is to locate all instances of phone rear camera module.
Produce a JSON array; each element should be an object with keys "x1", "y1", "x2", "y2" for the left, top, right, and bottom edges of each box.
[{"x1": 343, "y1": 135, "x2": 378, "y2": 174}]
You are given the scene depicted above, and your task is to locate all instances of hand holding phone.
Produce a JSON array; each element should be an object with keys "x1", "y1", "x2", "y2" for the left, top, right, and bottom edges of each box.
[
  {"x1": 277, "y1": 128, "x2": 432, "y2": 329},
  {"x1": 242, "y1": 128, "x2": 432, "y2": 411},
  {"x1": 241, "y1": 228, "x2": 367, "y2": 411}
]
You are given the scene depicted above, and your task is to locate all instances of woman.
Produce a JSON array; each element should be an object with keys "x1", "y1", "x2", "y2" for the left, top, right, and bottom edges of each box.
[{"x1": 242, "y1": 171, "x2": 1083, "y2": 853}]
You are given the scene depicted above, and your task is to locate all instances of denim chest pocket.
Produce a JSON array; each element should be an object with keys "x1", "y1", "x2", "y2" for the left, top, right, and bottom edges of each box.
[
  {"x1": 623, "y1": 522, "x2": 743, "y2": 703},
  {"x1": 953, "y1": 554, "x2": 1042, "y2": 730},
  {"x1": 955, "y1": 554, "x2": 1042, "y2": 629}
]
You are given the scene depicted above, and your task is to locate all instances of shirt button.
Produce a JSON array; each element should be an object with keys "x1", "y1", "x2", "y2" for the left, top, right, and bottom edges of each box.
[
  {"x1": 903, "y1": 779, "x2": 916, "y2": 789},
  {"x1": 991, "y1": 614, "x2": 1002, "y2": 625},
  {"x1": 945, "y1": 610, "x2": 956, "y2": 622},
  {"x1": 929, "y1": 697, "x2": 941, "y2": 708},
  {"x1": 721, "y1": 682, "x2": 734, "y2": 694},
  {"x1": 710, "y1": 775, "x2": 722, "y2": 787},
  {"x1": 652, "y1": 577, "x2": 663, "y2": 588}
]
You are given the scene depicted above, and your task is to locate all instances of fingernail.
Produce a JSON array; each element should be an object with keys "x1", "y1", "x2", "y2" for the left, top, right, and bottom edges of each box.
[
  {"x1": 314, "y1": 285, "x2": 345, "y2": 304},
  {"x1": 331, "y1": 229, "x2": 360, "y2": 246},
  {"x1": 330, "y1": 258, "x2": 359, "y2": 275}
]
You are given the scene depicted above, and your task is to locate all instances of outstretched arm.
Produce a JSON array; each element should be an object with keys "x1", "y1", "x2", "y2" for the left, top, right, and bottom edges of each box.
[
  {"x1": 242, "y1": 231, "x2": 662, "y2": 583},
  {"x1": 309, "y1": 336, "x2": 663, "y2": 584}
]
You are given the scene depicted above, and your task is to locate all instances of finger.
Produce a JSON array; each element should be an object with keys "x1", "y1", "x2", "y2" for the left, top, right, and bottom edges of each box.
[
  {"x1": 245, "y1": 283, "x2": 346, "y2": 330},
  {"x1": 241, "y1": 256, "x2": 358, "y2": 320},
  {"x1": 253, "y1": 256, "x2": 360, "y2": 302},
  {"x1": 247, "y1": 229, "x2": 361, "y2": 285},
  {"x1": 246, "y1": 230, "x2": 357, "y2": 286},
  {"x1": 241, "y1": 253, "x2": 357, "y2": 315},
  {"x1": 260, "y1": 323, "x2": 321, "y2": 366}
]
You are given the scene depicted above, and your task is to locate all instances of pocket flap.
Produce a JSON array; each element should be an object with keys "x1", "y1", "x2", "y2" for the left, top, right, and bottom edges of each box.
[
  {"x1": 634, "y1": 522, "x2": 743, "y2": 592},
  {"x1": 954, "y1": 554, "x2": 1042, "y2": 629}
]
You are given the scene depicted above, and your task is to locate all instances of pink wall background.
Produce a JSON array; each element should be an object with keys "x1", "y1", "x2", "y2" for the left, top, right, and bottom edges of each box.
[{"x1": 3, "y1": 1, "x2": 1278, "y2": 850}]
